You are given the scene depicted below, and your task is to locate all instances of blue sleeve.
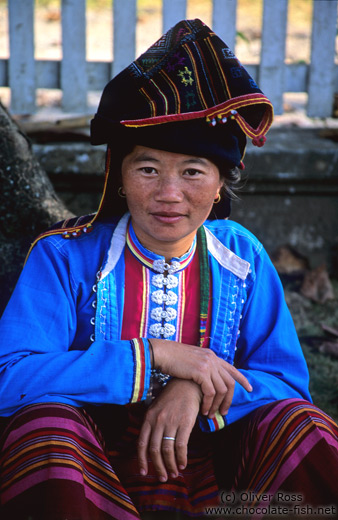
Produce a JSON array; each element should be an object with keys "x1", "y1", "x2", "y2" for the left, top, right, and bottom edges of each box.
[
  {"x1": 227, "y1": 246, "x2": 311, "y2": 424},
  {"x1": 199, "y1": 244, "x2": 311, "y2": 431},
  {"x1": 0, "y1": 238, "x2": 151, "y2": 416}
]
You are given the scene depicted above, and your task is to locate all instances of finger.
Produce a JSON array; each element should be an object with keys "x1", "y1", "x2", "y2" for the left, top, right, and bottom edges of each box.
[
  {"x1": 148, "y1": 426, "x2": 169, "y2": 482},
  {"x1": 218, "y1": 392, "x2": 232, "y2": 416},
  {"x1": 200, "y1": 379, "x2": 216, "y2": 416},
  {"x1": 218, "y1": 379, "x2": 235, "y2": 416},
  {"x1": 174, "y1": 425, "x2": 190, "y2": 471},
  {"x1": 225, "y1": 364, "x2": 253, "y2": 392},
  {"x1": 138, "y1": 420, "x2": 151, "y2": 476},
  {"x1": 207, "y1": 376, "x2": 228, "y2": 418},
  {"x1": 161, "y1": 435, "x2": 179, "y2": 478}
]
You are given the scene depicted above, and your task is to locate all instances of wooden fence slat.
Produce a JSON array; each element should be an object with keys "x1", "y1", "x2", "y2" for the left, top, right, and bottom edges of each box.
[
  {"x1": 212, "y1": 0, "x2": 237, "y2": 51},
  {"x1": 8, "y1": 0, "x2": 35, "y2": 113},
  {"x1": 5, "y1": 59, "x2": 336, "y2": 97},
  {"x1": 61, "y1": 0, "x2": 87, "y2": 112},
  {"x1": 307, "y1": 0, "x2": 338, "y2": 118},
  {"x1": 36, "y1": 60, "x2": 59, "y2": 90},
  {"x1": 162, "y1": 0, "x2": 187, "y2": 33},
  {"x1": 259, "y1": 0, "x2": 288, "y2": 115},
  {"x1": 285, "y1": 63, "x2": 307, "y2": 93},
  {"x1": 87, "y1": 62, "x2": 111, "y2": 91},
  {"x1": 0, "y1": 60, "x2": 8, "y2": 89},
  {"x1": 113, "y1": 0, "x2": 137, "y2": 77},
  {"x1": 2, "y1": 0, "x2": 338, "y2": 117},
  {"x1": 35, "y1": 60, "x2": 112, "y2": 92}
]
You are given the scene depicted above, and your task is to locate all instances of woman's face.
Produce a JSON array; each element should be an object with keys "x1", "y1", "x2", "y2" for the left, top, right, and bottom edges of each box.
[{"x1": 121, "y1": 145, "x2": 223, "y2": 259}]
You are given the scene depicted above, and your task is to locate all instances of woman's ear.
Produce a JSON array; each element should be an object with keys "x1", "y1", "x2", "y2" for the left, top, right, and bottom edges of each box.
[{"x1": 208, "y1": 192, "x2": 231, "y2": 220}]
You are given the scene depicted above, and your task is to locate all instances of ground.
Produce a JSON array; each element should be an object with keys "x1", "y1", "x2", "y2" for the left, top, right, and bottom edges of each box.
[{"x1": 284, "y1": 281, "x2": 338, "y2": 422}]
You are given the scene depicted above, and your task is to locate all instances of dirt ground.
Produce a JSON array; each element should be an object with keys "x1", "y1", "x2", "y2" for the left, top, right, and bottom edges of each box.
[{"x1": 284, "y1": 281, "x2": 338, "y2": 423}]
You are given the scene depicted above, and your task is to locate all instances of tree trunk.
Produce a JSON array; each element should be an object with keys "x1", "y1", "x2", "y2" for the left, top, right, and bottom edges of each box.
[{"x1": 0, "y1": 102, "x2": 73, "y2": 314}]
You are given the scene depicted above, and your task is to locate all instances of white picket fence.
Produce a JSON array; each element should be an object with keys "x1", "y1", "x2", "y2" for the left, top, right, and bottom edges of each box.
[{"x1": 1, "y1": 0, "x2": 337, "y2": 117}]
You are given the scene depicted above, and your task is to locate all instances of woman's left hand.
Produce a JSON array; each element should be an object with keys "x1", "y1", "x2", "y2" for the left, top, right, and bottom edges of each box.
[{"x1": 138, "y1": 378, "x2": 202, "y2": 482}]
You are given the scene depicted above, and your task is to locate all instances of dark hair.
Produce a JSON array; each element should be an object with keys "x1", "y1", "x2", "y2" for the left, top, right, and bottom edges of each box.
[{"x1": 220, "y1": 165, "x2": 241, "y2": 200}]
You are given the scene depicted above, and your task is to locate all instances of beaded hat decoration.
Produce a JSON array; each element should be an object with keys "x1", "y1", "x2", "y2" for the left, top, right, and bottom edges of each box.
[
  {"x1": 90, "y1": 18, "x2": 273, "y2": 165},
  {"x1": 26, "y1": 19, "x2": 274, "y2": 256}
]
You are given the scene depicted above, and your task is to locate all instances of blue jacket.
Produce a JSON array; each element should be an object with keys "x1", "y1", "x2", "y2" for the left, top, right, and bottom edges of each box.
[{"x1": 0, "y1": 213, "x2": 311, "y2": 430}]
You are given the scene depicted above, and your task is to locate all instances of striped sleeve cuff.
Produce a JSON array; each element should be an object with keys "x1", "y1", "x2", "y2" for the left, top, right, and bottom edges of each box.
[
  {"x1": 130, "y1": 338, "x2": 151, "y2": 403},
  {"x1": 198, "y1": 411, "x2": 226, "y2": 432}
]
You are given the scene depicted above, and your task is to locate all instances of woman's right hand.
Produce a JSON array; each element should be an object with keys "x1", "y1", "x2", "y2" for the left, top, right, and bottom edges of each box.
[{"x1": 150, "y1": 339, "x2": 252, "y2": 418}]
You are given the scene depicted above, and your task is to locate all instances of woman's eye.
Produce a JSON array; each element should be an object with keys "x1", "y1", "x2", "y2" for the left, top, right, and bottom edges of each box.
[
  {"x1": 141, "y1": 167, "x2": 157, "y2": 174},
  {"x1": 184, "y1": 169, "x2": 201, "y2": 177}
]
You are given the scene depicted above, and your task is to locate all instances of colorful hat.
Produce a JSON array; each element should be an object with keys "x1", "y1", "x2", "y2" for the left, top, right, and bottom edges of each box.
[
  {"x1": 91, "y1": 18, "x2": 273, "y2": 167},
  {"x1": 26, "y1": 19, "x2": 274, "y2": 257}
]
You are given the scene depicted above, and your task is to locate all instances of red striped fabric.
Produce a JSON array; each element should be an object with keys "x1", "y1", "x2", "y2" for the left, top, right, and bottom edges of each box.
[
  {"x1": 0, "y1": 399, "x2": 337, "y2": 518},
  {"x1": 231, "y1": 399, "x2": 338, "y2": 518},
  {"x1": 108, "y1": 403, "x2": 219, "y2": 516},
  {"x1": 0, "y1": 404, "x2": 140, "y2": 519}
]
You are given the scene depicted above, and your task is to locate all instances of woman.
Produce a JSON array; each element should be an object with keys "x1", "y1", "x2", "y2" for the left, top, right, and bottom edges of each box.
[{"x1": 0, "y1": 19, "x2": 337, "y2": 520}]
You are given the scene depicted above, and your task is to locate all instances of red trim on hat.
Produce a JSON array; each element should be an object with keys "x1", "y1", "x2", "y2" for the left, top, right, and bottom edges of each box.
[{"x1": 121, "y1": 93, "x2": 273, "y2": 138}]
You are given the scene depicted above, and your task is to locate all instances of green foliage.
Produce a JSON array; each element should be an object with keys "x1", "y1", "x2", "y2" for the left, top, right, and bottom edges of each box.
[
  {"x1": 236, "y1": 31, "x2": 250, "y2": 44},
  {"x1": 35, "y1": 0, "x2": 60, "y2": 7}
]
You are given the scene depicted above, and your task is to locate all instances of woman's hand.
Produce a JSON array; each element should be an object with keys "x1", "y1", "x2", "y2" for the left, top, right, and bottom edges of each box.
[
  {"x1": 150, "y1": 339, "x2": 252, "y2": 417},
  {"x1": 138, "y1": 378, "x2": 202, "y2": 482}
]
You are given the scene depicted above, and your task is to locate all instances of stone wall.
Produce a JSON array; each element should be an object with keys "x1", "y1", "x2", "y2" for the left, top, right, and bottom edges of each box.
[{"x1": 33, "y1": 127, "x2": 338, "y2": 273}]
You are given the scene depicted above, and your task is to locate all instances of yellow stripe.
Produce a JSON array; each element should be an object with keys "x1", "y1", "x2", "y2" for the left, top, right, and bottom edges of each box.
[
  {"x1": 161, "y1": 70, "x2": 181, "y2": 113},
  {"x1": 204, "y1": 38, "x2": 226, "y2": 101},
  {"x1": 126, "y1": 233, "x2": 153, "y2": 270},
  {"x1": 248, "y1": 420, "x2": 315, "y2": 499},
  {"x1": 205, "y1": 37, "x2": 231, "y2": 99},
  {"x1": 4, "y1": 457, "x2": 136, "y2": 509},
  {"x1": 208, "y1": 94, "x2": 273, "y2": 121},
  {"x1": 24, "y1": 149, "x2": 113, "y2": 265},
  {"x1": 139, "y1": 266, "x2": 147, "y2": 337},
  {"x1": 150, "y1": 79, "x2": 169, "y2": 115},
  {"x1": 255, "y1": 406, "x2": 314, "y2": 462},
  {"x1": 213, "y1": 411, "x2": 225, "y2": 430},
  {"x1": 131, "y1": 338, "x2": 142, "y2": 402},
  {"x1": 3, "y1": 439, "x2": 119, "y2": 479},
  {"x1": 184, "y1": 44, "x2": 208, "y2": 109},
  {"x1": 248, "y1": 407, "x2": 335, "y2": 499},
  {"x1": 122, "y1": 93, "x2": 273, "y2": 137},
  {"x1": 140, "y1": 87, "x2": 157, "y2": 117},
  {"x1": 178, "y1": 271, "x2": 185, "y2": 342}
]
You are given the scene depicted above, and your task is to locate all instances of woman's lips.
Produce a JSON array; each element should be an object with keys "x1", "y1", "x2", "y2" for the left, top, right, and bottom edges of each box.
[{"x1": 151, "y1": 212, "x2": 185, "y2": 224}]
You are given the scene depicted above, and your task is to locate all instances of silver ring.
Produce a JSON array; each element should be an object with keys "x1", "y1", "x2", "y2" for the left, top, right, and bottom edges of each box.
[{"x1": 163, "y1": 436, "x2": 175, "y2": 441}]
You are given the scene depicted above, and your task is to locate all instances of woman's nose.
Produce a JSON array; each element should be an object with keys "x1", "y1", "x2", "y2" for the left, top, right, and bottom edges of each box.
[{"x1": 154, "y1": 176, "x2": 183, "y2": 202}]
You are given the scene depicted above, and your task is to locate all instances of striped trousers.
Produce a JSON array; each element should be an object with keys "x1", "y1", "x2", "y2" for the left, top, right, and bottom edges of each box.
[{"x1": 0, "y1": 399, "x2": 337, "y2": 519}]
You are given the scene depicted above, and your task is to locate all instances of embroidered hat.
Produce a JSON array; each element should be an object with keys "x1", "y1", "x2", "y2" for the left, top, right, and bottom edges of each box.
[
  {"x1": 91, "y1": 18, "x2": 273, "y2": 169},
  {"x1": 27, "y1": 19, "x2": 274, "y2": 255}
]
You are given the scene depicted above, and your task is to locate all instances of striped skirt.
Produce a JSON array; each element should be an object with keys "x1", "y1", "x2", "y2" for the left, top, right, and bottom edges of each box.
[{"x1": 0, "y1": 398, "x2": 337, "y2": 519}]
